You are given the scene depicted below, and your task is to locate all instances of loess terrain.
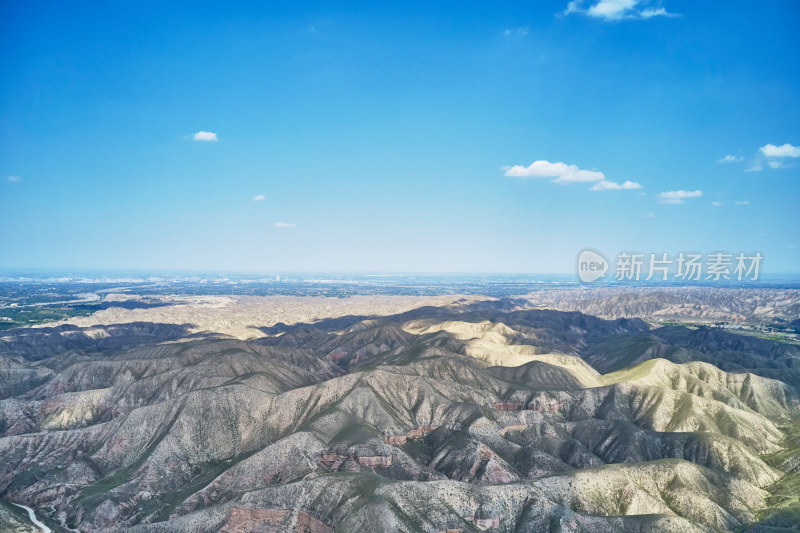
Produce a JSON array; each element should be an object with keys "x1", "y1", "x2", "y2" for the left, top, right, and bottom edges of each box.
[{"x1": 0, "y1": 292, "x2": 799, "y2": 532}]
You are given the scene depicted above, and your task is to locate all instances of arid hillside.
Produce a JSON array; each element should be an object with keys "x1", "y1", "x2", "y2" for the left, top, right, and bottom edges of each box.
[{"x1": 1, "y1": 295, "x2": 799, "y2": 532}]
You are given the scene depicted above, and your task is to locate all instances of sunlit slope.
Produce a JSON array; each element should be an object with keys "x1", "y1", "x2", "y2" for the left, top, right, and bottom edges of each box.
[
  {"x1": 0, "y1": 302, "x2": 798, "y2": 532},
  {"x1": 584, "y1": 325, "x2": 800, "y2": 387}
]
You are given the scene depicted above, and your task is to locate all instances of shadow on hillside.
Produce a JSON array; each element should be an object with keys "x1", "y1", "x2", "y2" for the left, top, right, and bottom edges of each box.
[{"x1": 0, "y1": 322, "x2": 197, "y2": 360}]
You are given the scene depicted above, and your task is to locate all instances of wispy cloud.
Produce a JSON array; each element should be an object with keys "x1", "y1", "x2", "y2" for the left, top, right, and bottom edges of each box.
[
  {"x1": 562, "y1": 0, "x2": 677, "y2": 21},
  {"x1": 252, "y1": 195, "x2": 265, "y2": 201},
  {"x1": 657, "y1": 190, "x2": 702, "y2": 204},
  {"x1": 503, "y1": 26, "x2": 529, "y2": 36},
  {"x1": 718, "y1": 154, "x2": 743, "y2": 163},
  {"x1": 642, "y1": 211, "x2": 655, "y2": 219},
  {"x1": 193, "y1": 131, "x2": 218, "y2": 141},
  {"x1": 274, "y1": 222, "x2": 295, "y2": 228},
  {"x1": 712, "y1": 200, "x2": 750, "y2": 208},
  {"x1": 590, "y1": 179, "x2": 642, "y2": 191},
  {"x1": 7, "y1": 176, "x2": 20, "y2": 183}
]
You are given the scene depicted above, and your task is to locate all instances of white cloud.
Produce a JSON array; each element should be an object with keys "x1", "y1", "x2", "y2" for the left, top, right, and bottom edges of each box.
[
  {"x1": 504, "y1": 160, "x2": 605, "y2": 183},
  {"x1": 562, "y1": 0, "x2": 677, "y2": 20},
  {"x1": 642, "y1": 211, "x2": 655, "y2": 219},
  {"x1": 711, "y1": 201, "x2": 723, "y2": 207},
  {"x1": 193, "y1": 131, "x2": 218, "y2": 141},
  {"x1": 7, "y1": 176, "x2": 20, "y2": 183},
  {"x1": 759, "y1": 143, "x2": 800, "y2": 158},
  {"x1": 274, "y1": 222, "x2": 295, "y2": 228},
  {"x1": 734, "y1": 200, "x2": 749, "y2": 206},
  {"x1": 657, "y1": 190, "x2": 702, "y2": 204},
  {"x1": 732, "y1": 143, "x2": 800, "y2": 172},
  {"x1": 718, "y1": 154, "x2": 743, "y2": 163},
  {"x1": 504, "y1": 160, "x2": 643, "y2": 192},
  {"x1": 742, "y1": 142, "x2": 800, "y2": 171},
  {"x1": 589, "y1": 179, "x2": 642, "y2": 191},
  {"x1": 589, "y1": 0, "x2": 638, "y2": 19},
  {"x1": 252, "y1": 195, "x2": 265, "y2": 201}
]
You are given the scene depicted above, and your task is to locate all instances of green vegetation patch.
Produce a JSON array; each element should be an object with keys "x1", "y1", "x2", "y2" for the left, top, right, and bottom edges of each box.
[{"x1": 753, "y1": 420, "x2": 800, "y2": 530}]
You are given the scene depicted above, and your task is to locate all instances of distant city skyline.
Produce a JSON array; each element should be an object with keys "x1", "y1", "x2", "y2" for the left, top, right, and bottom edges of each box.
[{"x1": 2, "y1": 1, "x2": 799, "y2": 273}]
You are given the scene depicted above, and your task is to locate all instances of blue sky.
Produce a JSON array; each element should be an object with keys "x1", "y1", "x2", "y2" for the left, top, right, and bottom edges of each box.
[{"x1": 1, "y1": 0, "x2": 798, "y2": 274}]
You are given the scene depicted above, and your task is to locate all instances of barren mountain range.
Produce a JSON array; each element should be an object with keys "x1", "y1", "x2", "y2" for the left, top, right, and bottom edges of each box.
[
  {"x1": 1, "y1": 291, "x2": 799, "y2": 532},
  {"x1": 520, "y1": 287, "x2": 800, "y2": 325}
]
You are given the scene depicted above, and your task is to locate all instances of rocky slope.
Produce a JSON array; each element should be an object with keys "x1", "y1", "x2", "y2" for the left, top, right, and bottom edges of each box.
[
  {"x1": 0, "y1": 296, "x2": 798, "y2": 532},
  {"x1": 521, "y1": 287, "x2": 800, "y2": 324}
]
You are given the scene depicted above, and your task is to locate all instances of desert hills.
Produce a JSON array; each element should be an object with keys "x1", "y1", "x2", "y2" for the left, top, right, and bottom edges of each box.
[{"x1": 0, "y1": 292, "x2": 798, "y2": 531}]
